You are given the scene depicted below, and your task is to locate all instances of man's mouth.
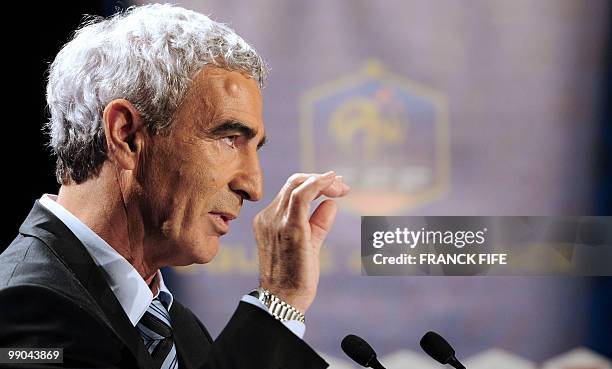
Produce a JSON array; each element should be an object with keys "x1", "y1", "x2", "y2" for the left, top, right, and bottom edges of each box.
[{"x1": 208, "y1": 212, "x2": 237, "y2": 235}]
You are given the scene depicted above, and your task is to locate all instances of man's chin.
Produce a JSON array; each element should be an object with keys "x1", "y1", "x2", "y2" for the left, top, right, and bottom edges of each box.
[
  {"x1": 166, "y1": 233, "x2": 221, "y2": 266},
  {"x1": 190, "y1": 235, "x2": 220, "y2": 264}
]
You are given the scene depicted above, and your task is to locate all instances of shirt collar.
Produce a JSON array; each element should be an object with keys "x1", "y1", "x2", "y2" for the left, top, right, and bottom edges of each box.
[{"x1": 39, "y1": 194, "x2": 174, "y2": 326}]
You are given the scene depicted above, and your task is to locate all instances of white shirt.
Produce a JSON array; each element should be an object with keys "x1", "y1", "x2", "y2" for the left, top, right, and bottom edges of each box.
[{"x1": 39, "y1": 194, "x2": 305, "y2": 338}]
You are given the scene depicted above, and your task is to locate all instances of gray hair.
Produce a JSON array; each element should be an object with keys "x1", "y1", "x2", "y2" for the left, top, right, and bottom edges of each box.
[{"x1": 46, "y1": 3, "x2": 269, "y2": 184}]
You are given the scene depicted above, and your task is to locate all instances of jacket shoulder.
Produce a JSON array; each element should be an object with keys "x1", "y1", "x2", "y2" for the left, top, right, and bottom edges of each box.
[
  {"x1": 0, "y1": 283, "x2": 135, "y2": 368},
  {"x1": 0, "y1": 234, "x2": 104, "y2": 318}
]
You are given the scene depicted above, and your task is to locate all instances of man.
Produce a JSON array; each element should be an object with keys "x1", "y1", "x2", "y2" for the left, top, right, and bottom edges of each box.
[{"x1": 0, "y1": 4, "x2": 349, "y2": 369}]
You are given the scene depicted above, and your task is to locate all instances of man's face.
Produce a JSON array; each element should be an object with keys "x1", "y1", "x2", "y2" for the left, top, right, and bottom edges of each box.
[{"x1": 139, "y1": 66, "x2": 265, "y2": 266}]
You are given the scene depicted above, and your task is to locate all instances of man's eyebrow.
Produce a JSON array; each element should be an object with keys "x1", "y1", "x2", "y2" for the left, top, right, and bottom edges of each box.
[{"x1": 209, "y1": 120, "x2": 267, "y2": 150}]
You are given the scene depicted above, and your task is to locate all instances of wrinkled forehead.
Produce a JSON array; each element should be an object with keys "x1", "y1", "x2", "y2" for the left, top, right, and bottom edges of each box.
[
  {"x1": 177, "y1": 65, "x2": 264, "y2": 133},
  {"x1": 192, "y1": 65, "x2": 262, "y2": 105}
]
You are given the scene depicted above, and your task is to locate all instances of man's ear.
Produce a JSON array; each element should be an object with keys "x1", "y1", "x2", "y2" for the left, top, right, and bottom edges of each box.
[{"x1": 102, "y1": 99, "x2": 147, "y2": 171}]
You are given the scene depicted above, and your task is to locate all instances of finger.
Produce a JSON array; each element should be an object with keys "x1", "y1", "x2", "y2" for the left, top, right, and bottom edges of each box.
[
  {"x1": 270, "y1": 173, "x2": 309, "y2": 212},
  {"x1": 281, "y1": 172, "x2": 351, "y2": 208},
  {"x1": 286, "y1": 172, "x2": 336, "y2": 224},
  {"x1": 309, "y1": 199, "x2": 338, "y2": 251},
  {"x1": 278, "y1": 171, "x2": 334, "y2": 210},
  {"x1": 314, "y1": 176, "x2": 351, "y2": 200}
]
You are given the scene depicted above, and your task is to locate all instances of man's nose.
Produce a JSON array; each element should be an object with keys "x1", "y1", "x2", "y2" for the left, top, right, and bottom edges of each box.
[{"x1": 229, "y1": 154, "x2": 263, "y2": 202}]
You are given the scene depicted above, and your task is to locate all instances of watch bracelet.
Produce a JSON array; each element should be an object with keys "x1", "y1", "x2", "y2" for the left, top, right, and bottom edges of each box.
[
  {"x1": 268, "y1": 292, "x2": 305, "y2": 323},
  {"x1": 251, "y1": 287, "x2": 305, "y2": 323}
]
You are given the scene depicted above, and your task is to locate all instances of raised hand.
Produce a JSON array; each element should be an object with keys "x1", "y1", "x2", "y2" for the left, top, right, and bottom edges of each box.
[{"x1": 253, "y1": 171, "x2": 350, "y2": 313}]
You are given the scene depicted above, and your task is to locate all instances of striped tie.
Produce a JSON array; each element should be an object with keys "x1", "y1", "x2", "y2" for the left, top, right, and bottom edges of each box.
[{"x1": 136, "y1": 298, "x2": 178, "y2": 369}]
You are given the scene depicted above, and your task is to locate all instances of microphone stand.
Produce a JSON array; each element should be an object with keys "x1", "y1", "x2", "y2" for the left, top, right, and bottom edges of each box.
[
  {"x1": 369, "y1": 357, "x2": 386, "y2": 369},
  {"x1": 448, "y1": 355, "x2": 466, "y2": 369}
]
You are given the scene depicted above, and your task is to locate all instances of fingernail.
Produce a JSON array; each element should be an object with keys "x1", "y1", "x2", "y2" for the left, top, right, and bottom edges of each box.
[{"x1": 335, "y1": 175, "x2": 343, "y2": 182}]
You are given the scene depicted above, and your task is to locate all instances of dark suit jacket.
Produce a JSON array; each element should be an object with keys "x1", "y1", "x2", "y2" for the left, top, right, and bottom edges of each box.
[{"x1": 0, "y1": 201, "x2": 328, "y2": 369}]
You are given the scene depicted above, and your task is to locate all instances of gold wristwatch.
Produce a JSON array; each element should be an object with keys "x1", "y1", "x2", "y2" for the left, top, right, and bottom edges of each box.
[{"x1": 248, "y1": 287, "x2": 305, "y2": 323}]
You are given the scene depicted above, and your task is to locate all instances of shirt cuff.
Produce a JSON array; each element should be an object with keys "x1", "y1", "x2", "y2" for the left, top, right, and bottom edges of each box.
[{"x1": 241, "y1": 294, "x2": 305, "y2": 339}]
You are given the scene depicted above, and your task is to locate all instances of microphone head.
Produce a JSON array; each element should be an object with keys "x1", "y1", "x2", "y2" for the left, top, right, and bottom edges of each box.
[
  {"x1": 341, "y1": 334, "x2": 377, "y2": 367},
  {"x1": 420, "y1": 331, "x2": 455, "y2": 364}
]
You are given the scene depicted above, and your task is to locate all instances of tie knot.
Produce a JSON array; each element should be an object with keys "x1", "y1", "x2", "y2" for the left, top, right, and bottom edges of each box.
[
  {"x1": 137, "y1": 298, "x2": 173, "y2": 339},
  {"x1": 136, "y1": 298, "x2": 177, "y2": 368}
]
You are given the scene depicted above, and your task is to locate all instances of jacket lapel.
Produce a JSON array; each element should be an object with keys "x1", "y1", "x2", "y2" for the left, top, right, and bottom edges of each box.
[
  {"x1": 170, "y1": 301, "x2": 213, "y2": 369},
  {"x1": 19, "y1": 201, "x2": 156, "y2": 369}
]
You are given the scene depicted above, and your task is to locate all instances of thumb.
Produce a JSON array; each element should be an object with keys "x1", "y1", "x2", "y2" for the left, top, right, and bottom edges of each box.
[{"x1": 309, "y1": 199, "x2": 338, "y2": 250}]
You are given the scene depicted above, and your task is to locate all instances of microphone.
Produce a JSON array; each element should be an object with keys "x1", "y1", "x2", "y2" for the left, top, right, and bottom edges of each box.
[
  {"x1": 341, "y1": 334, "x2": 386, "y2": 369},
  {"x1": 420, "y1": 331, "x2": 466, "y2": 369}
]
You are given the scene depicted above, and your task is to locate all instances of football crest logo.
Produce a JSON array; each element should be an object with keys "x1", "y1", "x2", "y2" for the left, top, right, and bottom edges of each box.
[{"x1": 300, "y1": 60, "x2": 450, "y2": 214}]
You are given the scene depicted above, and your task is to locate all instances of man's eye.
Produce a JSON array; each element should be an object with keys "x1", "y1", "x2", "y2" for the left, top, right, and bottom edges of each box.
[{"x1": 222, "y1": 136, "x2": 238, "y2": 148}]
